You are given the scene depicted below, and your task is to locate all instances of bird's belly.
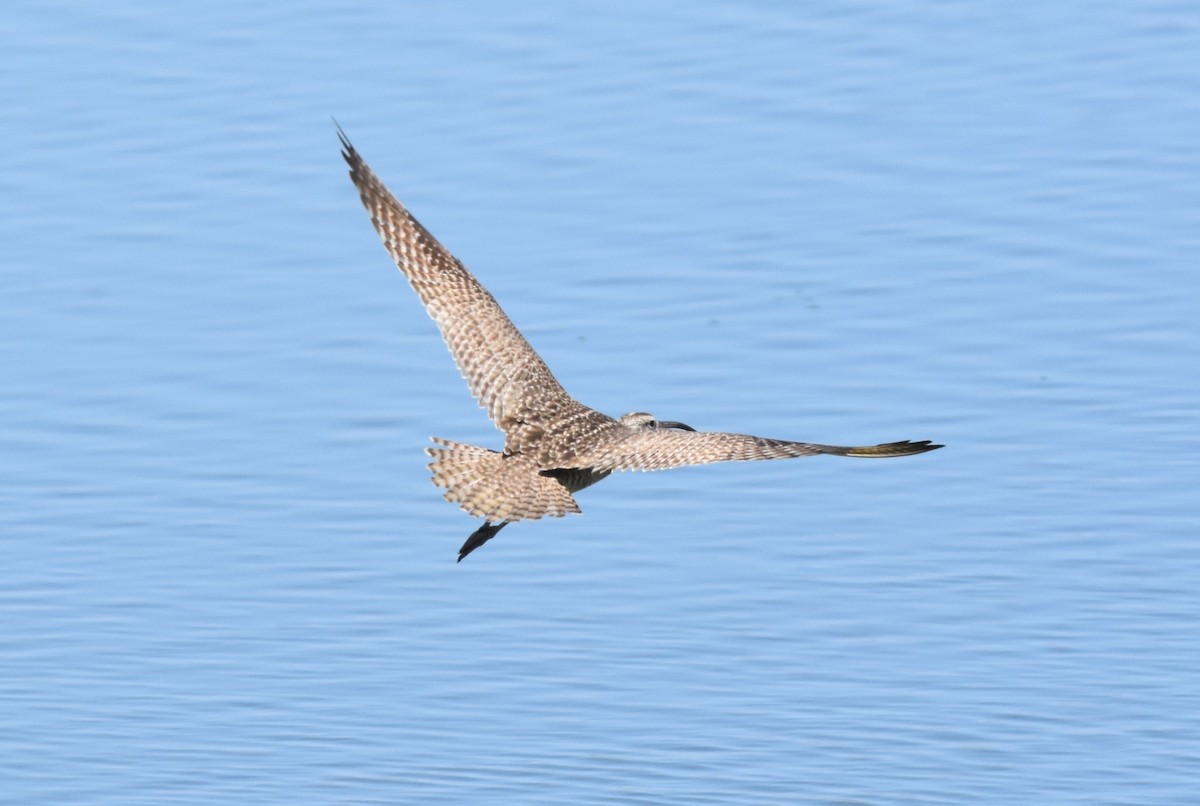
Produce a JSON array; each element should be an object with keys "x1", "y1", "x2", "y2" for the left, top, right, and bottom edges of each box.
[{"x1": 541, "y1": 467, "x2": 611, "y2": 494}]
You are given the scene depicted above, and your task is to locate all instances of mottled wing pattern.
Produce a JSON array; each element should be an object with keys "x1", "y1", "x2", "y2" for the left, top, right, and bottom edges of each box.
[
  {"x1": 339, "y1": 130, "x2": 584, "y2": 439},
  {"x1": 426, "y1": 438, "x2": 582, "y2": 522},
  {"x1": 569, "y1": 428, "x2": 941, "y2": 472}
]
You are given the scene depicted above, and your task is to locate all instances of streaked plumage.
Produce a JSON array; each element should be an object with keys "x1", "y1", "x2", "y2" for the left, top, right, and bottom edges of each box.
[{"x1": 338, "y1": 128, "x2": 941, "y2": 561}]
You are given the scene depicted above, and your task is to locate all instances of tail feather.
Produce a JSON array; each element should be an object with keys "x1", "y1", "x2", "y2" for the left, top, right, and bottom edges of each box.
[{"x1": 426, "y1": 438, "x2": 581, "y2": 522}]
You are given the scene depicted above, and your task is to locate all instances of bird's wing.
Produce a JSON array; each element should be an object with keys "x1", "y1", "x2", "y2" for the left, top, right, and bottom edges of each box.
[
  {"x1": 566, "y1": 428, "x2": 942, "y2": 472},
  {"x1": 340, "y1": 129, "x2": 575, "y2": 434}
]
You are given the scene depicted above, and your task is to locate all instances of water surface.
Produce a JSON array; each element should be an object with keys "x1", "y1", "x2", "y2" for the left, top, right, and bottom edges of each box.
[{"x1": 2, "y1": 1, "x2": 1198, "y2": 803}]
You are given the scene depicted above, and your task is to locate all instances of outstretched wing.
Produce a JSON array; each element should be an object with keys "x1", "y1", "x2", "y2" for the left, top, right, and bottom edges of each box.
[
  {"x1": 339, "y1": 129, "x2": 580, "y2": 436},
  {"x1": 569, "y1": 428, "x2": 941, "y2": 472}
]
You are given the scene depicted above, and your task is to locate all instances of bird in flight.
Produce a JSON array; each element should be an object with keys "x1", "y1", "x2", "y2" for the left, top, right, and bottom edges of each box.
[{"x1": 338, "y1": 128, "x2": 941, "y2": 561}]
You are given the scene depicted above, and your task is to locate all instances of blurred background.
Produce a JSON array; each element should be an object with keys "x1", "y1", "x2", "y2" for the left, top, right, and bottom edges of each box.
[{"x1": 2, "y1": 1, "x2": 1198, "y2": 803}]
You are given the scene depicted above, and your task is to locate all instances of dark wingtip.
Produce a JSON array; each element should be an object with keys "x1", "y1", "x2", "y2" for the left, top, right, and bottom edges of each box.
[
  {"x1": 456, "y1": 521, "x2": 507, "y2": 563},
  {"x1": 332, "y1": 118, "x2": 356, "y2": 165},
  {"x1": 897, "y1": 439, "x2": 944, "y2": 455},
  {"x1": 842, "y1": 439, "x2": 944, "y2": 458}
]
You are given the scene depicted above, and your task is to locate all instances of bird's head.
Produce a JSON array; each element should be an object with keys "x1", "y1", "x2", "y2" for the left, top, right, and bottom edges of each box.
[{"x1": 619, "y1": 412, "x2": 696, "y2": 431}]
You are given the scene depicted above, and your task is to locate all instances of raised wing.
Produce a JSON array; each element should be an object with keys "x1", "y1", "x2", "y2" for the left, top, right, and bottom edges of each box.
[
  {"x1": 568, "y1": 428, "x2": 941, "y2": 472},
  {"x1": 339, "y1": 129, "x2": 580, "y2": 437}
]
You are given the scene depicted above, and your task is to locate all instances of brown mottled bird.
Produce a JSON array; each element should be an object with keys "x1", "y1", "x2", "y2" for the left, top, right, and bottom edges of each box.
[{"x1": 338, "y1": 128, "x2": 942, "y2": 561}]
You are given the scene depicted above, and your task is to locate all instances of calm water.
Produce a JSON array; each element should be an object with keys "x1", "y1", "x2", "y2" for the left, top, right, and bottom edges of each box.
[{"x1": 3, "y1": 1, "x2": 1198, "y2": 803}]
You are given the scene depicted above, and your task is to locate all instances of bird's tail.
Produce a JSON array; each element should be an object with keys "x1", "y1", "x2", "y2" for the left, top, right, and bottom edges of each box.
[{"x1": 425, "y1": 438, "x2": 582, "y2": 522}]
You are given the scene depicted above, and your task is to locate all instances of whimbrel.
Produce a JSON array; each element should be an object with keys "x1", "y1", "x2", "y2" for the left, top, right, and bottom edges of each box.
[{"x1": 339, "y1": 129, "x2": 942, "y2": 561}]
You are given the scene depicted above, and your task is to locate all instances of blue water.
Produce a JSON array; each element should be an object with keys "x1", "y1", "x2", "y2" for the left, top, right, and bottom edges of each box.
[{"x1": 3, "y1": 1, "x2": 1198, "y2": 803}]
